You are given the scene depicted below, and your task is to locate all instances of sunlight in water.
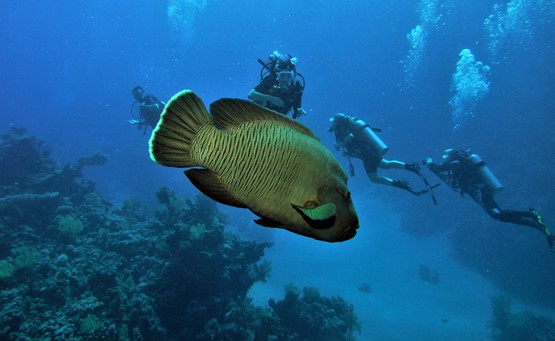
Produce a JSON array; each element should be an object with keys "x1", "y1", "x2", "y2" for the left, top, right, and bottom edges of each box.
[
  {"x1": 403, "y1": 0, "x2": 444, "y2": 88},
  {"x1": 484, "y1": 0, "x2": 555, "y2": 63},
  {"x1": 167, "y1": 0, "x2": 208, "y2": 45}
]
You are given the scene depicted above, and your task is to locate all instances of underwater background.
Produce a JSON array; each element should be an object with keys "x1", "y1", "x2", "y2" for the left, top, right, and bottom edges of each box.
[{"x1": 1, "y1": 0, "x2": 555, "y2": 340}]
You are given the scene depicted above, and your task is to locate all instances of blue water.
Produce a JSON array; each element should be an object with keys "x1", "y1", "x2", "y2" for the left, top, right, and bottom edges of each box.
[{"x1": 1, "y1": 0, "x2": 555, "y2": 339}]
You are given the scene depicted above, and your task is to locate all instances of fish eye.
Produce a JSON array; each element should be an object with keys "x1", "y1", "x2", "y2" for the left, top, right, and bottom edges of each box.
[
  {"x1": 304, "y1": 200, "x2": 318, "y2": 208},
  {"x1": 335, "y1": 187, "x2": 350, "y2": 199}
]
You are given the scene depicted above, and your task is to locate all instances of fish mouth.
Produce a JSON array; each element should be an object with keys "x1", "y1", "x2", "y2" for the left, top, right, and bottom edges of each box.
[
  {"x1": 341, "y1": 222, "x2": 359, "y2": 240},
  {"x1": 345, "y1": 221, "x2": 359, "y2": 232}
]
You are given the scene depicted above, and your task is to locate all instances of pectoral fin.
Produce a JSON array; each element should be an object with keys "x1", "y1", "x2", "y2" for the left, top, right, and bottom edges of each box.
[
  {"x1": 254, "y1": 216, "x2": 284, "y2": 228},
  {"x1": 291, "y1": 203, "x2": 336, "y2": 229},
  {"x1": 185, "y1": 169, "x2": 247, "y2": 208}
]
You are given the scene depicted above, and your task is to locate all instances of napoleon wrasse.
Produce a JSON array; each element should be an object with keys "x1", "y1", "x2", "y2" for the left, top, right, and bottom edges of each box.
[{"x1": 149, "y1": 90, "x2": 359, "y2": 242}]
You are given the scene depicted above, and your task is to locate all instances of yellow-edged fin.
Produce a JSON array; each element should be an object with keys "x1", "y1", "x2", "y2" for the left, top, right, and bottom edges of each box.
[
  {"x1": 210, "y1": 98, "x2": 319, "y2": 140},
  {"x1": 149, "y1": 90, "x2": 212, "y2": 168},
  {"x1": 185, "y1": 169, "x2": 247, "y2": 208}
]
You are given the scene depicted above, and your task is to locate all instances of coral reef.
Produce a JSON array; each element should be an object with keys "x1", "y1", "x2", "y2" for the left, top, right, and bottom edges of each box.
[
  {"x1": 268, "y1": 285, "x2": 361, "y2": 341},
  {"x1": 489, "y1": 294, "x2": 555, "y2": 340},
  {"x1": 0, "y1": 126, "x2": 361, "y2": 340}
]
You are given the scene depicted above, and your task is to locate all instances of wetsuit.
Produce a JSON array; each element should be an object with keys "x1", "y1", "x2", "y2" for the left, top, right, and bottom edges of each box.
[
  {"x1": 333, "y1": 117, "x2": 381, "y2": 174},
  {"x1": 428, "y1": 156, "x2": 552, "y2": 240},
  {"x1": 253, "y1": 76, "x2": 303, "y2": 118},
  {"x1": 139, "y1": 95, "x2": 164, "y2": 130}
]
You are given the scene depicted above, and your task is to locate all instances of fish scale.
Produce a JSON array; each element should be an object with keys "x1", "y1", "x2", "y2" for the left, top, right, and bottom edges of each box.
[{"x1": 192, "y1": 123, "x2": 307, "y2": 210}]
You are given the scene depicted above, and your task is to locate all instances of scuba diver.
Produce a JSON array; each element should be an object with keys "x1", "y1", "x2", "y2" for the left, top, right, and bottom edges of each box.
[
  {"x1": 424, "y1": 148, "x2": 555, "y2": 251},
  {"x1": 248, "y1": 51, "x2": 306, "y2": 119},
  {"x1": 129, "y1": 86, "x2": 165, "y2": 135},
  {"x1": 329, "y1": 113, "x2": 427, "y2": 196}
]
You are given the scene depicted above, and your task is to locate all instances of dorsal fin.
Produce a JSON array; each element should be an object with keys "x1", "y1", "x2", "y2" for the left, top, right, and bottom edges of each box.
[{"x1": 209, "y1": 98, "x2": 319, "y2": 140}]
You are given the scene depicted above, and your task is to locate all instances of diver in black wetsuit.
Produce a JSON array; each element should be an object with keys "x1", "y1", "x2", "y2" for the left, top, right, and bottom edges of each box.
[
  {"x1": 329, "y1": 113, "x2": 424, "y2": 196},
  {"x1": 248, "y1": 51, "x2": 306, "y2": 119},
  {"x1": 425, "y1": 148, "x2": 554, "y2": 251},
  {"x1": 129, "y1": 86, "x2": 165, "y2": 135}
]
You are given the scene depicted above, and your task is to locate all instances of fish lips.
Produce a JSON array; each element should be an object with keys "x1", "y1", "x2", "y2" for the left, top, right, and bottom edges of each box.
[
  {"x1": 291, "y1": 204, "x2": 359, "y2": 241},
  {"x1": 341, "y1": 223, "x2": 359, "y2": 241}
]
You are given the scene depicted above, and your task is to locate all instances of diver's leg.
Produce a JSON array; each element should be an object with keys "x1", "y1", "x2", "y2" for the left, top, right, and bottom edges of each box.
[
  {"x1": 366, "y1": 159, "x2": 418, "y2": 195},
  {"x1": 476, "y1": 187, "x2": 499, "y2": 213},
  {"x1": 379, "y1": 159, "x2": 405, "y2": 170},
  {"x1": 368, "y1": 171, "x2": 417, "y2": 195},
  {"x1": 474, "y1": 188, "x2": 553, "y2": 250},
  {"x1": 528, "y1": 209, "x2": 555, "y2": 250},
  {"x1": 369, "y1": 173, "x2": 394, "y2": 186},
  {"x1": 365, "y1": 159, "x2": 394, "y2": 185},
  {"x1": 380, "y1": 159, "x2": 421, "y2": 174},
  {"x1": 367, "y1": 169, "x2": 392, "y2": 186},
  {"x1": 364, "y1": 158, "x2": 383, "y2": 182},
  {"x1": 489, "y1": 208, "x2": 555, "y2": 251},
  {"x1": 373, "y1": 160, "x2": 420, "y2": 195},
  {"x1": 482, "y1": 188, "x2": 536, "y2": 228},
  {"x1": 489, "y1": 209, "x2": 537, "y2": 227}
]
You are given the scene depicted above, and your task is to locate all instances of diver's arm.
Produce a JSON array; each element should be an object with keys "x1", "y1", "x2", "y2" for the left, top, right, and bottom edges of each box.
[
  {"x1": 142, "y1": 103, "x2": 161, "y2": 111},
  {"x1": 293, "y1": 105, "x2": 307, "y2": 119},
  {"x1": 141, "y1": 104, "x2": 163, "y2": 119},
  {"x1": 426, "y1": 160, "x2": 458, "y2": 185},
  {"x1": 427, "y1": 163, "x2": 449, "y2": 184},
  {"x1": 334, "y1": 133, "x2": 355, "y2": 152},
  {"x1": 292, "y1": 91, "x2": 305, "y2": 118},
  {"x1": 143, "y1": 95, "x2": 163, "y2": 110},
  {"x1": 293, "y1": 107, "x2": 306, "y2": 119},
  {"x1": 146, "y1": 101, "x2": 166, "y2": 110}
]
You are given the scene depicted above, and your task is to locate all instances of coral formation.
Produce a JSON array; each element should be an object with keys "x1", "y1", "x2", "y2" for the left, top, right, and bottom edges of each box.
[
  {"x1": 55, "y1": 215, "x2": 85, "y2": 242},
  {"x1": 268, "y1": 285, "x2": 361, "y2": 341},
  {"x1": 489, "y1": 294, "x2": 555, "y2": 340},
  {"x1": 0, "y1": 126, "x2": 361, "y2": 340}
]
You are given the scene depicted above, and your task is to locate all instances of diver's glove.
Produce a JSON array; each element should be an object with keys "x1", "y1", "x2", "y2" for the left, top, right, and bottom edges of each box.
[{"x1": 295, "y1": 107, "x2": 307, "y2": 118}]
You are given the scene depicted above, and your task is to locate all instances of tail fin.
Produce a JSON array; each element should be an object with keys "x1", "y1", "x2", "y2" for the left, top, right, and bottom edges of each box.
[{"x1": 149, "y1": 90, "x2": 212, "y2": 167}]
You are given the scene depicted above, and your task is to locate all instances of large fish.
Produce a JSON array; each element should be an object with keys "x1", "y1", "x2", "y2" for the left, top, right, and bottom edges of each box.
[{"x1": 149, "y1": 90, "x2": 359, "y2": 242}]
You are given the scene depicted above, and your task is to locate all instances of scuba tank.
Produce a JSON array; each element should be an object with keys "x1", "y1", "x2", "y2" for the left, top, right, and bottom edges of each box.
[
  {"x1": 467, "y1": 153, "x2": 504, "y2": 194},
  {"x1": 353, "y1": 119, "x2": 389, "y2": 157}
]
